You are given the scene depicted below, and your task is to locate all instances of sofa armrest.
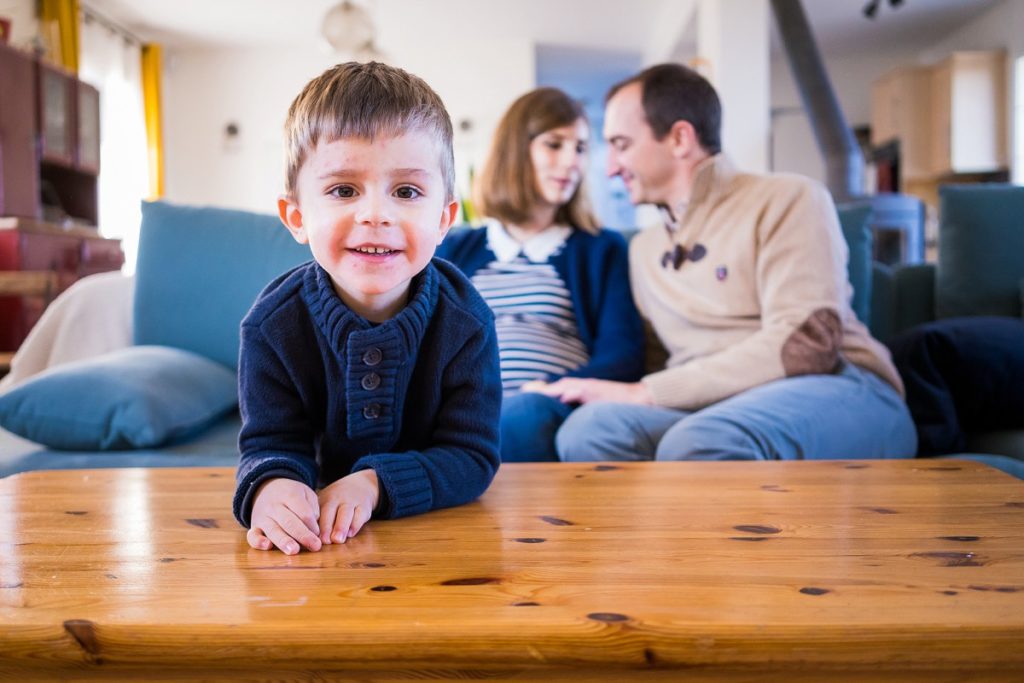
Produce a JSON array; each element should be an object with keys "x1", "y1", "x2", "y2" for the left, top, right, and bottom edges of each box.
[
  {"x1": 868, "y1": 262, "x2": 895, "y2": 344},
  {"x1": 869, "y1": 262, "x2": 937, "y2": 345},
  {"x1": 891, "y1": 263, "x2": 936, "y2": 338}
]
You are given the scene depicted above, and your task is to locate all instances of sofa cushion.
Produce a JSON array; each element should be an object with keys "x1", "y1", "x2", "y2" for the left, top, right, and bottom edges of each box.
[
  {"x1": 936, "y1": 184, "x2": 1024, "y2": 319},
  {"x1": 0, "y1": 346, "x2": 238, "y2": 450},
  {"x1": 835, "y1": 202, "x2": 873, "y2": 325},
  {"x1": 134, "y1": 201, "x2": 312, "y2": 369}
]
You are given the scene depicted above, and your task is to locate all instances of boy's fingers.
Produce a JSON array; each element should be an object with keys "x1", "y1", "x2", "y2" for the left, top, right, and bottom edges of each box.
[
  {"x1": 348, "y1": 505, "x2": 372, "y2": 538},
  {"x1": 263, "y1": 519, "x2": 301, "y2": 555},
  {"x1": 283, "y1": 499, "x2": 320, "y2": 536},
  {"x1": 307, "y1": 488, "x2": 321, "y2": 518},
  {"x1": 332, "y1": 504, "x2": 355, "y2": 544},
  {"x1": 319, "y1": 501, "x2": 338, "y2": 544},
  {"x1": 278, "y1": 511, "x2": 322, "y2": 552},
  {"x1": 247, "y1": 527, "x2": 272, "y2": 551}
]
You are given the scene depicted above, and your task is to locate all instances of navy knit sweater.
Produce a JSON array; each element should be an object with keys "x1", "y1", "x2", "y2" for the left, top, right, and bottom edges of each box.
[
  {"x1": 232, "y1": 258, "x2": 501, "y2": 528},
  {"x1": 437, "y1": 227, "x2": 645, "y2": 382}
]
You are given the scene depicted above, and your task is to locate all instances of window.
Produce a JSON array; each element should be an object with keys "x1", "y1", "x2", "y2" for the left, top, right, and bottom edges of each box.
[
  {"x1": 1015, "y1": 54, "x2": 1024, "y2": 185},
  {"x1": 79, "y1": 13, "x2": 149, "y2": 274}
]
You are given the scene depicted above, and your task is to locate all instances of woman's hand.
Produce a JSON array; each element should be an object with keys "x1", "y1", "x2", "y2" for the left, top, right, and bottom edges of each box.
[{"x1": 535, "y1": 378, "x2": 654, "y2": 405}]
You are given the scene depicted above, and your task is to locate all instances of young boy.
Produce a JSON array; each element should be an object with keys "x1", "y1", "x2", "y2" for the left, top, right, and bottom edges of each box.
[{"x1": 232, "y1": 62, "x2": 501, "y2": 555}]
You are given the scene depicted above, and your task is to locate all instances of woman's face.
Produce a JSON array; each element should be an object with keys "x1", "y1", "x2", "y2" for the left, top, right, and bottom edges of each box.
[{"x1": 528, "y1": 117, "x2": 589, "y2": 209}]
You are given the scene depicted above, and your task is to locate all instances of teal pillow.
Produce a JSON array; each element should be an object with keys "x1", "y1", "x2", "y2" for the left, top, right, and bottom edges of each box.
[
  {"x1": 134, "y1": 201, "x2": 312, "y2": 369},
  {"x1": 0, "y1": 346, "x2": 238, "y2": 450},
  {"x1": 937, "y1": 185, "x2": 1024, "y2": 319},
  {"x1": 835, "y1": 202, "x2": 873, "y2": 324}
]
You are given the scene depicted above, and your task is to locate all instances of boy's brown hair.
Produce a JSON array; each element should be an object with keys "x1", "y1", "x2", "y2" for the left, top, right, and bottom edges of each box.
[
  {"x1": 475, "y1": 87, "x2": 598, "y2": 233},
  {"x1": 284, "y1": 61, "x2": 455, "y2": 200}
]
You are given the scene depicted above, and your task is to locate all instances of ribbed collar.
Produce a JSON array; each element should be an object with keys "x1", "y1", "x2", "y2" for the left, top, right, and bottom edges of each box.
[
  {"x1": 302, "y1": 261, "x2": 438, "y2": 353},
  {"x1": 670, "y1": 153, "x2": 737, "y2": 228},
  {"x1": 485, "y1": 219, "x2": 572, "y2": 264}
]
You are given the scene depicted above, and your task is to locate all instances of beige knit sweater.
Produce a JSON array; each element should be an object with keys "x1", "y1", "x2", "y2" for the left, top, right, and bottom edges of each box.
[{"x1": 631, "y1": 155, "x2": 904, "y2": 410}]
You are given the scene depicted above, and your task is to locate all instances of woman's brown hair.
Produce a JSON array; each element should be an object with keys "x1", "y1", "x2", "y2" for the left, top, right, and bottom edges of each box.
[{"x1": 474, "y1": 88, "x2": 598, "y2": 233}]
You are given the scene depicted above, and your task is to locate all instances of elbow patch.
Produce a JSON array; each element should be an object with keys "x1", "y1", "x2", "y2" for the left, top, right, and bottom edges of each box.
[{"x1": 781, "y1": 308, "x2": 842, "y2": 377}]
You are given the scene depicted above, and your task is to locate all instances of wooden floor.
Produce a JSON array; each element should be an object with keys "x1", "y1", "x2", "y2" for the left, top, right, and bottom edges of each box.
[{"x1": 1, "y1": 460, "x2": 1023, "y2": 680}]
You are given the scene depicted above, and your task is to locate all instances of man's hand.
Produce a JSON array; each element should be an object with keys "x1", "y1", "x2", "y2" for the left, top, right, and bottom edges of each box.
[
  {"x1": 247, "y1": 478, "x2": 322, "y2": 555},
  {"x1": 534, "y1": 378, "x2": 655, "y2": 405},
  {"x1": 317, "y1": 469, "x2": 380, "y2": 545}
]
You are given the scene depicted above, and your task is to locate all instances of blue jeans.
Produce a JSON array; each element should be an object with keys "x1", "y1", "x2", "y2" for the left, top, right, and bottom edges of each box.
[
  {"x1": 500, "y1": 392, "x2": 575, "y2": 462},
  {"x1": 556, "y1": 363, "x2": 917, "y2": 461}
]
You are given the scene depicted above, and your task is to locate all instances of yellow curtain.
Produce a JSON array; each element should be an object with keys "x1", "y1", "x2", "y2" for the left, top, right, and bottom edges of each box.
[
  {"x1": 141, "y1": 44, "x2": 165, "y2": 200},
  {"x1": 39, "y1": 0, "x2": 80, "y2": 72}
]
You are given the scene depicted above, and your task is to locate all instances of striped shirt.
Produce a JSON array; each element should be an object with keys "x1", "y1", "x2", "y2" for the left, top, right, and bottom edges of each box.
[{"x1": 472, "y1": 222, "x2": 590, "y2": 394}]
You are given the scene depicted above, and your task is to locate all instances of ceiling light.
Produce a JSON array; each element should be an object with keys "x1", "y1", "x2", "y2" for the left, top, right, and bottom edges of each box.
[{"x1": 321, "y1": 1, "x2": 376, "y2": 54}]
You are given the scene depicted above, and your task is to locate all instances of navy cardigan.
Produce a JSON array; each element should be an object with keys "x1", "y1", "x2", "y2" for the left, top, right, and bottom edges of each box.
[
  {"x1": 233, "y1": 258, "x2": 501, "y2": 528},
  {"x1": 437, "y1": 226, "x2": 645, "y2": 382}
]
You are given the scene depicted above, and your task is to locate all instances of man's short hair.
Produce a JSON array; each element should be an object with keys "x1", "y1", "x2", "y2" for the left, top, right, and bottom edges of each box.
[
  {"x1": 607, "y1": 63, "x2": 722, "y2": 154},
  {"x1": 284, "y1": 61, "x2": 455, "y2": 200}
]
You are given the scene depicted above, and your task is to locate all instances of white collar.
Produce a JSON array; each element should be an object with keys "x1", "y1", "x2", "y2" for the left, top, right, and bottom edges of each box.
[{"x1": 485, "y1": 219, "x2": 572, "y2": 264}]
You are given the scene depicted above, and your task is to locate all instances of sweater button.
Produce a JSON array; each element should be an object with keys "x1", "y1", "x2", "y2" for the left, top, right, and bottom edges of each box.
[
  {"x1": 361, "y1": 372, "x2": 381, "y2": 391},
  {"x1": 362, "y1": 347, "x2": 382, "y2": 366},
  {"x1": 363, "y1": 403, "x2": 381, "y2": 420}
]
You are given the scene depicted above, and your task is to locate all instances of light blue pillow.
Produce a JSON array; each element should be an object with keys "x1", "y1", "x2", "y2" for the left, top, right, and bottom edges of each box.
[
  {"x1": 134, "y1": 201, "x2": 312, "y2": 369},
  {"x1": 0, "y1": 346, "x2": 238, "y2": 450}
]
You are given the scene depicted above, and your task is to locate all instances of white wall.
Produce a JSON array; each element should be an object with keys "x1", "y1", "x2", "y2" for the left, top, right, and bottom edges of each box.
[
  {"x1": 770, "y1": 46, "x2": 922, "y2": 181},
  {"x1": 698, "y1": 0, "x2": 770, "y2": 173},
  {"x1": 162, "y1": 40, "x2": 534, "y2": 214},
  {"x1": 919, "y1": 0, "x2": 1024, "y2": 182},
  {"x1": 771, "y1": 0, "x2": 1024, "y2": 184},
  {"x1": 0, "y1": 0, "x2": 38, "y2": 50}
]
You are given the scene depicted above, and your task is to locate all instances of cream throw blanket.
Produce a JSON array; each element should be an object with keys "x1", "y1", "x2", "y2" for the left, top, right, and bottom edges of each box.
[{"x1": 0, "y1": 272, "x2": 134, "y2": 392}]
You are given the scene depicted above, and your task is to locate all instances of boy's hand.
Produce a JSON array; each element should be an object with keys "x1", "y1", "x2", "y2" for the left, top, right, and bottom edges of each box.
[
  {"x1": 317, "y1": 469, "x2": 380, "y2": 544},
  {"x1": 247, "y1": 478, "x2": 322, "y2": 555}
]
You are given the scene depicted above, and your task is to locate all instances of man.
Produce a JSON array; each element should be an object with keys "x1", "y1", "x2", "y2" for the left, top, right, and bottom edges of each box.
[{"x1": 535, "y1": 63, "x2": 916, "y2": 462}]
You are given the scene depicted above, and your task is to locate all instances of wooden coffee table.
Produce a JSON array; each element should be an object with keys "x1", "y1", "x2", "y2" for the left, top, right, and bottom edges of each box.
[{"x1": 2, "y1": 460, "x2": 1023, "y2": 680}]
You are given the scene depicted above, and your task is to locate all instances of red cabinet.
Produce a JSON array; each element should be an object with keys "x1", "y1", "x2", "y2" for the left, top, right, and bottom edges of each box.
[
  {"x1": 0, "y1": 46, "x2": 117, "y2": 356},
  {"x1": 0, "y1": 43, "x2": 100, "y2": 226},
  {"x1": 0, "y1": 43, "x2": 39, "y2": 220},
  {"x1": 0, "y1": 219, "x2": 123, "y2": 352},
  {"x1": 38, "y1": 63, "x2": 76, "y2": 167},
  {"x1": 77, "y1": 83, "x2": 101, "y2": 174}
]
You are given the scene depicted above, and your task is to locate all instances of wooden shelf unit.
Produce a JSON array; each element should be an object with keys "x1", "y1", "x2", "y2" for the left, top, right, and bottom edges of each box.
[
  {"x1": 870, "y1": 50, "x2": 1009, "y2": 191},
  {"x1": 0, "y1": 217, "x2": 123, "y2": 353}
]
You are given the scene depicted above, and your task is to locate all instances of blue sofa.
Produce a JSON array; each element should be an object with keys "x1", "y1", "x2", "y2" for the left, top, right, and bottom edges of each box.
[
  {"x1": 868, "y1": 185, "x2": 1024, "y2": 478},
  {"x1": 0, "y1": 194, "x2": 1020, "y2": 478},
  {"x1": 0, "y1": 201, "x2": 309, "y2": 476}
]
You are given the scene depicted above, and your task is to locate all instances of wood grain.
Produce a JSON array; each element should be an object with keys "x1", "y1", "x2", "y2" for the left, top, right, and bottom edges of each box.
[
  {"x1": 0, "y1": 270, "x2": 56, "y2": 296},
  {"x1": 1, "y1": 460, "x2": 1023, "y2": 681}
]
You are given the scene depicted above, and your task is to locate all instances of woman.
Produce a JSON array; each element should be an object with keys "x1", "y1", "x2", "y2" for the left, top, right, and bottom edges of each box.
[{"x1": 438, "y1": 87, "x2": 644, "y2": 461}]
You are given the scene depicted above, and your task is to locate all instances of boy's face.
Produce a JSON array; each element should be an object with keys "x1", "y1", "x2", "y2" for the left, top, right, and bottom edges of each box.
[{"x1": 280, "y1": 131, "x2": 457, "y2": 321}]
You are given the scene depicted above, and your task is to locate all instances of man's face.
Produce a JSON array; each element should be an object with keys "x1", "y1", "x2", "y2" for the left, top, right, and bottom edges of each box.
[
  {"x1": 604, "y1": 82, "x2": 678, "y2": 206},
  {"x1": 280, "y1": 132, "x2": 457, "y2": 321}
]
